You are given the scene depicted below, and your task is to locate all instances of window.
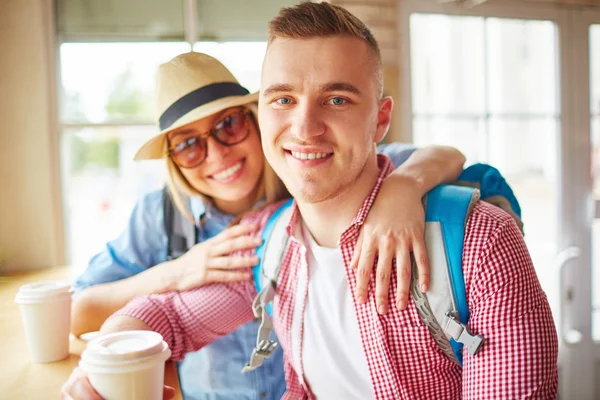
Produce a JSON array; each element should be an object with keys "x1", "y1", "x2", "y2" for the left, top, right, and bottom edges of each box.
[
  {"x1": 410, "y1": 14, "x2": 560, "y2": 317},
  {"x1": 59, "y1": 43, "x2": 188, "y2": 270},
  {"x1": 59, "y1": 41, "x2": 266, "y2": 271}
]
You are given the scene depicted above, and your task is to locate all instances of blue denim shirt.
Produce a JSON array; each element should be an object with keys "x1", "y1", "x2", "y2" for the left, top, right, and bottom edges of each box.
[{"x1": 73, "y1": 143, "x2": 415, "y2": 400}]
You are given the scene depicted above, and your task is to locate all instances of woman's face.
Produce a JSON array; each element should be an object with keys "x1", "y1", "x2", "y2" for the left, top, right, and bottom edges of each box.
[{"x1": 167, "y1": 106, "x2": 264, "y2": 215}]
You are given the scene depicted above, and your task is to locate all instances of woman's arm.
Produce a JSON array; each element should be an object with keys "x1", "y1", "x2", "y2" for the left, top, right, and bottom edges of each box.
[
  {"x1": 353, "y1": 144, "x2": 466, "y2": 314},
  {"x1": 71, "y1": 224, "x2": 261, "y2": 337},
  {"x1": 386, "y1": 144, "x2": 466, "y2": 191}
]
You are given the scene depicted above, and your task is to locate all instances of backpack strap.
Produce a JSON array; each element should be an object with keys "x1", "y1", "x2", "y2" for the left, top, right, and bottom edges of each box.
[
  {"x1": 163, "y1": 187, "x2": 196, "y2": 260},
  {"x1": 243, "y1": 199, "x2": 294, "y2": 373},
  {"x1": 411, "y1": 185, "x2": 485, "y2": 366},
  {"x1": 457, "y1": 163, "x2": 524, "y2": 234}
]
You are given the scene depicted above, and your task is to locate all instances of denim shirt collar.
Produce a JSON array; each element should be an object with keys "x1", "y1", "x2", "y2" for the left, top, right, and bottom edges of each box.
[{"x1": 190, "y1": 196, "x2": 208, "y2": 222}]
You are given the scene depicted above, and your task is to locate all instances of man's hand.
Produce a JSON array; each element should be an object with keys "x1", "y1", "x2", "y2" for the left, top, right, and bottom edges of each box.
[
  {"x1": 60, "y1": 367, "x2": 176, "y2": 400},
  {"x1": 350, "y1": 175, "x2": 430, "y2": 314}
]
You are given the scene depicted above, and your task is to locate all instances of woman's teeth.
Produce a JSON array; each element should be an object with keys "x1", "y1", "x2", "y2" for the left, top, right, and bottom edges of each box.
[
  {"x1": 212, "y1": 161, "x2": 243, "y2": 180},
  {"x1": 290, "y1": 151, "x2": 330, "y2": 160}
]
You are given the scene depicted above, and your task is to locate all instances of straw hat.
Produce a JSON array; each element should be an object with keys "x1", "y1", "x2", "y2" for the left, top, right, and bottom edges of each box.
[{"x1": 134, "y1": 52, "x2": 259, "y2": 161}]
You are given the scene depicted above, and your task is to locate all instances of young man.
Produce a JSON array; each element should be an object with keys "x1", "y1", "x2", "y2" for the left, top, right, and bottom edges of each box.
[{"x1": 67, "y1": 3, "x2": 558, "y2": 399}]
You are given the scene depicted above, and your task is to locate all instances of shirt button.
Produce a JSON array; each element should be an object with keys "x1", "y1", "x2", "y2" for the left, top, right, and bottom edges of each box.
[{"x1": 259, "y1": 392, "x2": 267, "y2": 398}]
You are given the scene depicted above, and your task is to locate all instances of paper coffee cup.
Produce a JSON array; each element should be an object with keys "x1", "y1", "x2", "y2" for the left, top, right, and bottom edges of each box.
[
  {"x1": 80, "y1": 330, "x2": 171, "y2": 400},
  {"x1": 14, "y1": 280, "x2": 72, "y2": 363}
]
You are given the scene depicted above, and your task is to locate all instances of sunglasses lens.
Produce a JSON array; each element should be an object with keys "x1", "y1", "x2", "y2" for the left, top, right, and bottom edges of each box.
[
  {"x1": 172, "y1": 137, "x2": 206, "y2": 168},
  {"x1": 214, "y1": 111, "x2": 249, "y2": 145}
]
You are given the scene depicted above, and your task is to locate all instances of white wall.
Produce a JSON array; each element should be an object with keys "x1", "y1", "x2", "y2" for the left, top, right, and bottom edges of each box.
[{"x1": 0, "y1": 0, "x2": 63, "y2": 270}]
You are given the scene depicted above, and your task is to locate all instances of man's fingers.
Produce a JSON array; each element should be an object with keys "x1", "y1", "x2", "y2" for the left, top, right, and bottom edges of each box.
[
  {"x1": 208, "y1": 255, "x2": 259, "y2": 269},
  {"x1": 395, "y1": 246, "x2": 412, "y2": 310},
  {"x1": 354, "y1": 238, "x2": 376, "y2": 305},
  {"x1": 211, "y1": 235, "x2": 263, "y2": 256},
  {"x1": 374, "y1": 239, "x2": 394, "y2": 315},
  {"x1": 67, "y1": 376, "x2": 103, "y2": 400},
  {"x1": 412, "y1": 238, "x2": 430, "y2": 293},
  {"x1": 205, "y1": 269, "x2": 253, "y2": 284},
  {"x1": 163, "y1": 385, "x2": 176, "y2": 400}
]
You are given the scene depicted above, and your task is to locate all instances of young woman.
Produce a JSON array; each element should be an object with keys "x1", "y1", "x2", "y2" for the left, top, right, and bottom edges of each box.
[{"x1": 66, "y1": 52, "x2": 465, "y2": 400}]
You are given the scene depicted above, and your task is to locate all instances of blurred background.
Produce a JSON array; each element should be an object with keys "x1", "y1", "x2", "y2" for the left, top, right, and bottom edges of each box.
[{"x1": 0, "y1": 0, "x2": 599, "y2": 397}]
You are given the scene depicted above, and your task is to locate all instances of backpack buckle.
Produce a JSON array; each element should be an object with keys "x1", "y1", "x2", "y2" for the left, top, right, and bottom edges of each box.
[
  {"x1": 444, "y1": 312, "x2": 485, "y2": 356},
  {"x1": 255, "y1": 339, "x2": 279, "y2": 357}
]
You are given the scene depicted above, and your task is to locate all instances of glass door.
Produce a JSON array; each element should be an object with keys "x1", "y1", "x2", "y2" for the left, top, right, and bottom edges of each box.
[
  {"x1": 408, "y1": 15, "x2": 560, "y2": 316},
  {"x1": 401, "y1": 1, "x2": 598, "y2": 398}
]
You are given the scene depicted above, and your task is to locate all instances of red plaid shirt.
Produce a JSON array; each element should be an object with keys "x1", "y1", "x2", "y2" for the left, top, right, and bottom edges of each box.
[{"x1": 113, "y1": 155, "x2": 558, "y2": 400}]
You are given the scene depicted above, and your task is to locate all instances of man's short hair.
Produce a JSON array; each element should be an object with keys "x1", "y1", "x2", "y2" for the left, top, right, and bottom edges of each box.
[{"x1": 268, "y1": 1, "x2": 384, "y2": 98}]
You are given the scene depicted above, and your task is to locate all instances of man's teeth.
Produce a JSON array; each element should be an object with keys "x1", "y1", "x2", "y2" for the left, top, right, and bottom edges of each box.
[
  {"x1": 290, "y1": 151, "x2": 330, "y2": 160},
  {"x1": 213, "y1": 161, "x2": 243, "y2": 180}
]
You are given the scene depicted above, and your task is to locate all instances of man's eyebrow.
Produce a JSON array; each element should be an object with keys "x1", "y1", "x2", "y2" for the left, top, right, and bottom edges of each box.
[
  {"x1": 262, "y1": 83, "x2": 294, "y2": 97},
  {"x1": 320, "y1": 82, "x2": 362, "y2": 95}
]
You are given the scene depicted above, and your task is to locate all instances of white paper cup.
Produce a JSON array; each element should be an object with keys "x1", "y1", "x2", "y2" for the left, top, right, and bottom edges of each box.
[
  {"x1": 80, "y1": 330, "x2": 171, "y2": 400},
  {"x1": 14, "y1": 280, "x2": 72, "y2": 363}
]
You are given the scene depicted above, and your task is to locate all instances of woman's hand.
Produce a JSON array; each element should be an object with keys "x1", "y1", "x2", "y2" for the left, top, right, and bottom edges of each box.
[
  {"x1": 350, "y1": 175, "x2": 430, "y2": 315},
  {"x1": 60, "y1": 367, "x2": 176, "y2": 400},
  {"x1": 168, "y1": 223, "x2": 262, "y2": 292}
]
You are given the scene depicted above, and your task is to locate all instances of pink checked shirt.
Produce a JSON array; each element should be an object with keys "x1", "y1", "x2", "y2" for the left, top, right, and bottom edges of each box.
[{"x1": 113, "y1": 155, "x2": 558, "y2": 400}]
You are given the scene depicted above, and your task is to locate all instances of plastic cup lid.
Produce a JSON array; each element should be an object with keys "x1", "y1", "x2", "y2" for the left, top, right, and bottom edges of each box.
[
  {"x1": 14, "y1": 280, "x2": 71, "y2": 302},
  {"x1": 79, "y1": 331, "x2": 101, "y2": 342},
  {"x1": 82, "y1": 331, "x2": 168, "y2": 366}
]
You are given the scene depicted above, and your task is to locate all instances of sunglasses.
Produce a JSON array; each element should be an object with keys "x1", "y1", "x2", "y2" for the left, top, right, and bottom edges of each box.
[{"x1": 166, "y1": 108, "x2": 252, "y2": 169}]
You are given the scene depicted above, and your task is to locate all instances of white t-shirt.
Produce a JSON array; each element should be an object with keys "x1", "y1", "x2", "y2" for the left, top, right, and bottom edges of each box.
[{"x1": 294, "y1": 223, "x2": 375, "y2": 399}]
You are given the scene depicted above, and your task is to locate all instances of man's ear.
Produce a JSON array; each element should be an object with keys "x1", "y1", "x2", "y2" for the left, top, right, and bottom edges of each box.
[{"x1": 375, "y1": 96, "x2": 393, "y2": 143}]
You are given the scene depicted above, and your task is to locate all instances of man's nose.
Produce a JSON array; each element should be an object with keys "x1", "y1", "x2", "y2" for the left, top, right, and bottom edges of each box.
[{"x1": 289, "y1": 104, "x2": 325, "y2": 140}]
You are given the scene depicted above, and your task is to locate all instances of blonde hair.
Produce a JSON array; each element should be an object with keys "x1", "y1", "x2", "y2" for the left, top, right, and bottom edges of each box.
[
  {"x1": 268, "y1": 1, "x2": 383, "y2": 97},
  {"x1": 164, "y1": 103, "x2": 289, "y2": 224}
]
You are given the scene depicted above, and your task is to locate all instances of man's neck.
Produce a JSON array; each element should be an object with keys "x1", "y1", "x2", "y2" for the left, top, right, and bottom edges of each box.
[{"x1": 296, "y1": 156, "x2": 381, "y2": 248}]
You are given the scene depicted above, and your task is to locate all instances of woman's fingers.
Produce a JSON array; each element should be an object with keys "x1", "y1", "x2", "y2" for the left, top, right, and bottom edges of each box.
[
  {"x1": 204, "y1": 269, "x2": 253, "y2": 284},
  {"x1": 349, "y1": 233, "x2": 363, "y2": 270},
  {"x1": 395, "y1": 244, "x2": 412, "y2": 311},
  {"x1": 374, "y1": 237, "x2": 394, "y2": 315},
  {"x1": 354, "y1": 236, "x2": 376, "y2": 305},
  {"x1": 213, "y1": 223, "x2": 258, "y2": 241},
  {"x1": 210, "y1": 235, "x2": 263, "y2": 256},
  {"x1": 411, "y1": 236, "x2": 430, "y2": 293},
  {"x1": 208, "y1": 255, "x2": 259, "y2": 269}
]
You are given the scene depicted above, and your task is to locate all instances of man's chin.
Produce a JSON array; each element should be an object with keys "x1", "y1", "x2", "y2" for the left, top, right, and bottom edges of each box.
[{"x1": 291, "y1": 186, "x2": 338, "y2": 205}]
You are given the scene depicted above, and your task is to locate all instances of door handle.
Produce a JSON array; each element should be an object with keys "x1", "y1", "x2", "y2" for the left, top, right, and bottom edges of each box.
[{"x1": 554, "y1": 246, "x2": 582, "y2": 346}]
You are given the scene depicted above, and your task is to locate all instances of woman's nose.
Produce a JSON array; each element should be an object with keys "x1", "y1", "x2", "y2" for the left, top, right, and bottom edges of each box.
[{"x1": 204, "y1": 136, "x2": 231, "y2": 162}]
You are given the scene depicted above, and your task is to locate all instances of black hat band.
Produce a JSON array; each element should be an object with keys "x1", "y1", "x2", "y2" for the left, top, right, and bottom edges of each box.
[{"x1": 159, "y1": 82, "x2": 250, "y2": 131}]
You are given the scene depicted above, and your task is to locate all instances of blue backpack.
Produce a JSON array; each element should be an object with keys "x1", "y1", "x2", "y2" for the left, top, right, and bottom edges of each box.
[{"x1": 235, "y1": 164, "x2": 522, "y2": 373}]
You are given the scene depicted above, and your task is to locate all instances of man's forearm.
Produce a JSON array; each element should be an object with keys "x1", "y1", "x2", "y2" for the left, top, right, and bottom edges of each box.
[
  {"x1": 391, "y1": 145, "x2": 466, "y2": 195},
  {"x1": 71, "y1": 262, "x2": 179, "y2": 336},
  {"x1": 100, "y1": 315, "x2": 153, "y2": 334}
]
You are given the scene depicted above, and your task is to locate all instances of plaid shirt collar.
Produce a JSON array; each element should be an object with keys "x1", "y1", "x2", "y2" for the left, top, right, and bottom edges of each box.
[{"x1": 284, "y1": 154, "x2": 395, "y2": 245}]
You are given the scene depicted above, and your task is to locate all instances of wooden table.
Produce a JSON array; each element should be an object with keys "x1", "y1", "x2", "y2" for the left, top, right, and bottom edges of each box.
[{"x1": 0, "y1": 267, "x2": 182, "y2": 399}]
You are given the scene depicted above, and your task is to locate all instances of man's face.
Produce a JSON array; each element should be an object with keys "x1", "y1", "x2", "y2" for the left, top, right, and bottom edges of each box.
[{"x1": 259, "y1": 36, "x2": 392, "y2": 204}]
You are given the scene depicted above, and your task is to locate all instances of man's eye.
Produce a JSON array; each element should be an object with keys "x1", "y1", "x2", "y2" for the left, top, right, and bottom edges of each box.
[
  {"x1": 275, "y1": 97, "x2": 292, "y2": 105},
  {"x1": 327, "y1": 97, "x2": 347, "y2": 106}
]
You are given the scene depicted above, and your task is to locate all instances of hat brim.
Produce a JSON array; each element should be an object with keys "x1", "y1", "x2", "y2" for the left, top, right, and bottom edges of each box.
[{"x1": 134, "y1": 91, "x2": 259, "y2": 161}]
